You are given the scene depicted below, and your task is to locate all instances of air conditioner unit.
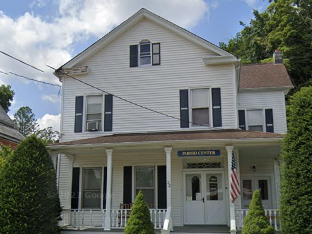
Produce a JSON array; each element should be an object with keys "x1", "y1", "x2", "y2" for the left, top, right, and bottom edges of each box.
[{"x1": 87, "y1": 121, "x2": 99, "y2": 131}]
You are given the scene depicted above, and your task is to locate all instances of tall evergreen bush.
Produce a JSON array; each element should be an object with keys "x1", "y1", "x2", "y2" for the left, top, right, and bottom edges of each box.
[
  {"x1": 280, "y1": 86, "x2": 312, "y2": 233},
  {"x1": 0, "y1": 136, "x2": 61, "y2": 234},
  {"x1": 124, "y1": 190, "x2": 154, "y2": 234},
  {"x1": 242, "y1": 190, "x2": 275, "y2": 234}
]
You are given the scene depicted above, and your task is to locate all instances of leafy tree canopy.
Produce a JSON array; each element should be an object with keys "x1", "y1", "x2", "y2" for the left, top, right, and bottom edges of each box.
[
  {"x1": 0, "y1": 83, "x2": 14, "y2": 113},
  {"x1": 35, "y1": 126, "x2": 60, "y2": 144},
  {"x1": 13, "y1": 106, "x2": 38, "y2": 137},
  {"x1": 220, "y1": 0, "x2": 312, "y2": 88}
]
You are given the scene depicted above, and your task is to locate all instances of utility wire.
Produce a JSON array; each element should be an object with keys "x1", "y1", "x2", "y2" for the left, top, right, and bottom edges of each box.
[
  {"x1": 0, "y1": 70, "x2": 8, "y2": 75},
  {"x1": 0, "y1": 51, "x2": 44, "y2": 73},
  {"x1": 47, "y1": 65, "x2": 208, "y2": 127},
  {"x1": 9, "y1": 72, "x2": 61, "y2": 87}
]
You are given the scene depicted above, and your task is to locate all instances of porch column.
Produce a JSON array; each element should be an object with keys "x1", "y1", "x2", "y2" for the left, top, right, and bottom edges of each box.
[
  {"x1": 164, "y1": 147, "x2": 173, "y2": 231},
  {"x1": 226, "y1": 146, "x2": 237, "y2": 234},
  {"x1": 104, "y1": 149, "x2": 113, "y2": 230}
]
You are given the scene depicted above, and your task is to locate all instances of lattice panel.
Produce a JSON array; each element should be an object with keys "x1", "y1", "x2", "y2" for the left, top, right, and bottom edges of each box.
[{"x1": 187, "y1": 162, "x2": 222, "y2": 169}]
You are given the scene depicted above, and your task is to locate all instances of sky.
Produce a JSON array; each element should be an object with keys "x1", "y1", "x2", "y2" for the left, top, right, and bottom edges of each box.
[{"x1": 0, "y1": 0, "x2": 270, "y2": 132}]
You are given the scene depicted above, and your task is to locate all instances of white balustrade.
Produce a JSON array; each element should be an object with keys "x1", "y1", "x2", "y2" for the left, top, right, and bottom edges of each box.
[
  {"x1": 61, "y1": 208, "x2": 166, "y2": 230},
  {"x1": 236, "y1": 209, "x2": 280, "y2": 231}
]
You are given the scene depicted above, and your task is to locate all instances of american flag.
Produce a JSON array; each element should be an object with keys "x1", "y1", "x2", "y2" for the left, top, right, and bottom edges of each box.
[{"x1": 230, "y1": 152, "x2": 240, "y2": 203}]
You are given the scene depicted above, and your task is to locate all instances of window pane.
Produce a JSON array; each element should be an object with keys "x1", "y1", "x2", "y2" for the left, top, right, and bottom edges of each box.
[
  {"x1": 83, "y1": 191, "x2": 101, "y2": 208},
  {"x1": 258, "y1": 180, "x2": 269, "y2": 200},
  {"x1": 153, "y1": 44, "x2": 159, "y2": 54},
  {"x1": 186, "y1": 174, "x2": 201, "y2": 201},
  {"x1": 136, "y1": 189, "x2": 154, "y2": 208},
  {"x1": 140, "y1": 56, "x2": 151, "y2": 65},
  {"x1": 87, "y1": 114, "x2": 102, "y2": 121},
  {"x1": 87, "y1": 96, "x2": 102, "y2": 104},
  {"x1": 192, "y1": 108, "x2": 209, "y2": 126},
  {"x1": 140, "y1": 43, "x2": 150, "y2": 54},
  {"x1": 153, "y1": 54, "x2": 160, "y2": 64},
  {"x1": 249, "y1": 126, "x2": 263, "y2": 131},
  {"x1": 83, "y1": 168, "x2": 102, "y2": 190},
  {"x1": 243, "y1": 180, "x2": 252, "y2": 200},
  {"x1": 136, "y1": 166, "x2": 154, "y2": 187},
  {"x1": 87, "y1": 103, "x2": 101, "y2": 114},
  {"x1": 192, "y1": 89, "x2": 209, "y2": 108},
  {"x1": 248, "y1": 110, "x2": 263, "y2": 126}
]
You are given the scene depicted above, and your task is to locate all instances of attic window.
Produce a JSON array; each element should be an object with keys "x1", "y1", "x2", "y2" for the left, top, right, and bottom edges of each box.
[{"x1": 140, "y1": 40, "x2": 151, "y2": 65}]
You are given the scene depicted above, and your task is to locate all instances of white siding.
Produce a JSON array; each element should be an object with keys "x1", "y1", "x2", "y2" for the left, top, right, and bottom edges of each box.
[
  {"x1": 61, "y1": 19, "x2": 237, "y2": 142},
  {"x1": 237, "y1": 91, "x2": 287, "y2": 133}
]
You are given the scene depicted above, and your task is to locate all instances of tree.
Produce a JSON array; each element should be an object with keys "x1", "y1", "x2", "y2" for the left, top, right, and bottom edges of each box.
[
  {"x1": 0, "y1": 136, "x2": 62, "y2": 234},
  {"x1": 0, "y1": 83, "x2": 14, "y2": 113},
  {"x1": 124, "y1": 191, "x2": 154, "y2": 234},
  {"x1": 35, "y1": 127, "x2": 60, "y2": 144},
  {"x1": 242, "y1": 190, "x2": 275, "y2": 234},
  {"x1": 220, "y1": 0, "x2": 312, "y2": 88},
  {"x1": 13, "y1": 106, "x2": 38, "y2": 137},
  {"x1": 280, "y1": 86, "x2": 312, "y2": 233},
  {"x1": 0, "y1": 144, "x2": 13, "y2": 169}
]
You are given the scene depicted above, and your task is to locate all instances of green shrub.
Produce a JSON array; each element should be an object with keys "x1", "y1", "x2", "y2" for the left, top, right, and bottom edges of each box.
[
  {"x1": 0, "y1": 144, "x2": 13, "y2": 169},
  {"x1": 124, "y1": 190, "x2": 154, "y2": 234},
  {"x1": 242, "y1": 190, "x2": 275, "y2": 234},
  {"x1": 0, "y1": 136, "x2": 62, "y2": 234},
  {"x1": 280, "y1": 86, "x2": 312, "y2": 233}
]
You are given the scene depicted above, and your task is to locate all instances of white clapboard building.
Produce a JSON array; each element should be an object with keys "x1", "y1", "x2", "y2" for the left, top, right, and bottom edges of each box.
[{"x1": 50, "y1": 8, "x2": 293, "y2": 234}]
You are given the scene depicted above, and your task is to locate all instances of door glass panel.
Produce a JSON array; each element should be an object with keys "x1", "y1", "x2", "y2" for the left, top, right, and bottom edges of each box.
[
  {"x1": 243, "y1": 180, "x2": 252, "y2": 200},
  {"x1": 258, "y1": 180, "x2": 269, "y2": 200},
  {"x1": 206, "y1": 174, "x2": 223, "y2": 201},
  {"x1": 186, "y1": 174, "x2": 201, "y2": 201}
]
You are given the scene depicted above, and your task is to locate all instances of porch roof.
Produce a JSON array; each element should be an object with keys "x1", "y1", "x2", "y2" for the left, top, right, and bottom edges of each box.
[{"x1": 50, "y1": 129, "x2": 285, "y2": 149}]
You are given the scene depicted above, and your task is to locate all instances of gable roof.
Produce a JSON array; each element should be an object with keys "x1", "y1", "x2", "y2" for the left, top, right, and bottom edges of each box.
[
  {"x1": 59, "y1": 8, "x2": 235, "y2": 70},
  {"x1": 0, "y1": 105, "x2": 25, "y2": 143},
  {"x1": 239, "y1": 63, "x2": 293, "y2": 90}
]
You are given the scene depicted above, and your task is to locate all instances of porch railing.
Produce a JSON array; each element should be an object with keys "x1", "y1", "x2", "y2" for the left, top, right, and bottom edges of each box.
[
  {"x1": 60, "y1": 208, "x2": 166, "y2": 229},
  {"x1": 236, "y1": 209, "x2": 280, "y2": 231}
]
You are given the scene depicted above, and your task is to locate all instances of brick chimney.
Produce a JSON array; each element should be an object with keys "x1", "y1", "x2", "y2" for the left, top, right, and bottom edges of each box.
[{"x1": 273, "y1": 50, "x2": 283, "y2": 64}]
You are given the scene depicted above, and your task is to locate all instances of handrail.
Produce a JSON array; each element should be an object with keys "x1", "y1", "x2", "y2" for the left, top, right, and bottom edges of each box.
[{"x1": 161, "y1": 206, "x2": 171, "y2": 234}]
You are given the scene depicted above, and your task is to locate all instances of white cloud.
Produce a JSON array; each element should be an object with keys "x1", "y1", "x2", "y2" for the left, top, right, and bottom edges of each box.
[
  {"x1": 42, "y1": 94, "x2": 59, "y2": 103},
  {"x1": 211, "y1": 1, "x2": 219, "y2": 9},
  {"x1": 37, "y1": 113, "x2": 61, "y2": 132},
  {"x1": 240, "y1": 0, "x2": 257, "y2": 7},
  {"x1": 0, "y1": 1, "x2": 208, "y2": 87}
]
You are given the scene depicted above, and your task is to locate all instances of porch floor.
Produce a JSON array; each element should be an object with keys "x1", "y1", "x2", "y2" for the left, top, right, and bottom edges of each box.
[{"x1": 61, "y1": 225, "x2": 231, "y2": 234}]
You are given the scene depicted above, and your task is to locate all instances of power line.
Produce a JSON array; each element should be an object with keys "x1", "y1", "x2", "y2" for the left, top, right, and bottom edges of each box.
[
  {"x1": 47, "y1": 65, "x2": 207, "y2": 127},
  {"x1": 9, "y1": 72, "x2": 61, "y2": 88},
  {"x1": 0, "y1": 51, "x2": 44, "y2": 73},
  {"x1": 0, "y1": 70, "x2": 8, "y2": 75}
]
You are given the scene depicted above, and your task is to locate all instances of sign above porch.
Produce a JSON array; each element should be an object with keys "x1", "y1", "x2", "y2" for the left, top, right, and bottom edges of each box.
[{"x1": 178, "y1": 150, "x2": 221, "y2": 157}]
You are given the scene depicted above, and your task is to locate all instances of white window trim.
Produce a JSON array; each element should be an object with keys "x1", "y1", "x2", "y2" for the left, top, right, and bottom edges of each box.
[
  {"x1": 83, "y1": 94, "x2": 104, "y2": 132},
  {"x1": 245, "y1": 108, "x2": 267, "y2": 132},
  {"x1": 80, "y1": 166, "x2": 104, "y2": 210},
  {"x1": 139, "y1": 41, "x2": 152, "y2": 67},
  {"x1": 189, "y1": 87, "x2": 213, "y2": 128},
  {"x1": 132, "y1": 165, "x2": 157, "y2": 208}
]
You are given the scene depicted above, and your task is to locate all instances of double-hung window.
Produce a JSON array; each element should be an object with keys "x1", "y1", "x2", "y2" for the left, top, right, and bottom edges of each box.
[
  {"x1": 247, "y1": 110, "x2": 263, "y2": 131},
  {"x1": 135, "y1": 166, "x2": 155, "y2": 207},
  {"x1": 242, "y1": 178, "x2": 270, "y2": 208},
  {"x1": 191, "y1": 88, "x2": 210, "y2": 127},
  {"x1": 139, "y1": 41, "x2": 151, "y2": 65},
  {"x1": 130, "y1": 40, "x2": 160, "y2": 67},
  {"x1": 86, "y1": 95, "x2": 103, "y2": 131},
  {"x1": 82, "y1": 168, "x2": 102, "y2": 209}
]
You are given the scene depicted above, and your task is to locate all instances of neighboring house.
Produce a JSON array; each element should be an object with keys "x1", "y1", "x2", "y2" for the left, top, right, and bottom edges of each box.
[
  {"x1": 0, "y1": 105, "x2": 24, "y2": 149},
  {"x1": 50, "y1": 9, "x2": 293, "y2": 234}
]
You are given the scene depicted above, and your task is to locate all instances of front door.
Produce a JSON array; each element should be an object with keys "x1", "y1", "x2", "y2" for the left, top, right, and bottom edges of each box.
[{"x1": 184, "y1": 172, "x2": 226, "y2": 225}]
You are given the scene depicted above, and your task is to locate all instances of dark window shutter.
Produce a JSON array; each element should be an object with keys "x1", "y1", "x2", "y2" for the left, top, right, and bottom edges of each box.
[
  {"x1": 74, "y1": 96, "x2": 83, "y2": 133},
  {"x1": 157, "y1": 166, "x2": 167, "y2": 209},
  {"x1": 130, "y1": 45, "x2": 138, "y2": 67},
  {"x1": 180, "y1": 89, "x2": 189, "y2": 128},
  {"x1": 212, "y1": 88, "x2": 222, "y2": 127},
  {"x1": 103, "y1": 167, "x2": 107, "y2": 209},
  {"x1": 152, "y1": 43, "x2": 160, "y2": 65},
  {"x1": 71, "y1": 167, "x2": 80, "y2": 209},
  {"x1": 238, "y1": 110, "x2": 246, "y2": 130},
  {"x1": 123, "y1": 166, "x2": 132, "y2": 204},
  {"x1": 265, "y1": 109, "x2": 274, "y2": 133},
  {"x1": 104, "y1": 94, "x2": 113, "y2": 132}
]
